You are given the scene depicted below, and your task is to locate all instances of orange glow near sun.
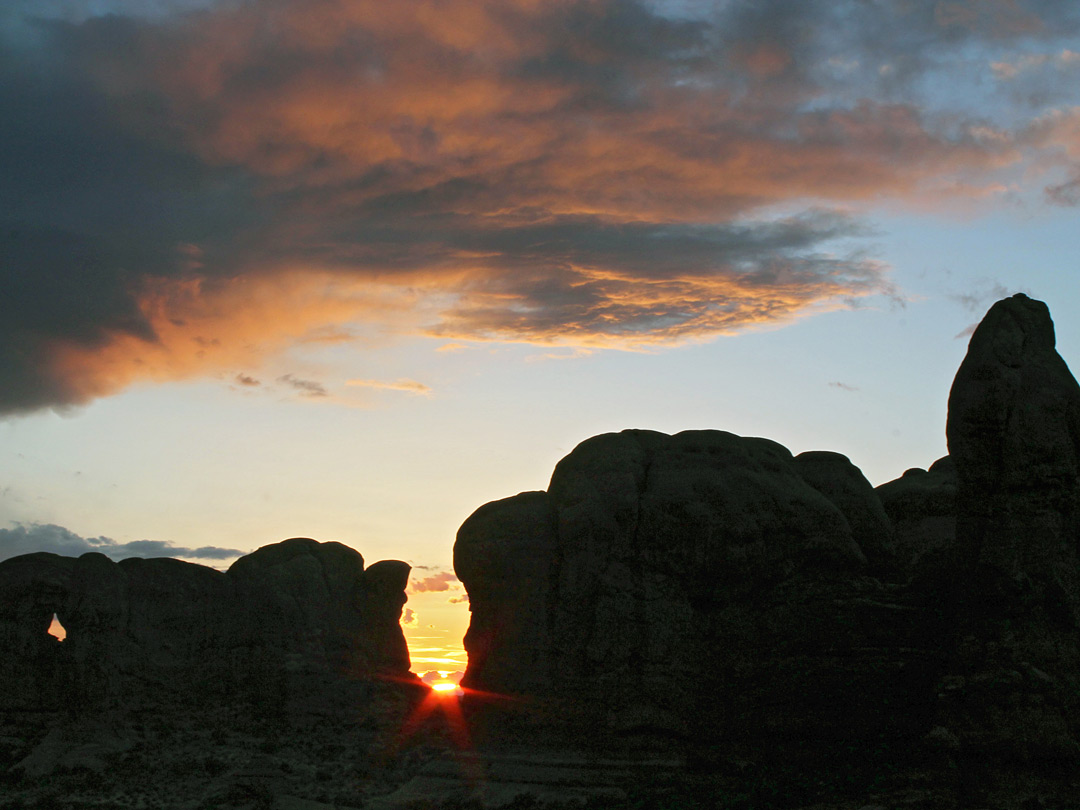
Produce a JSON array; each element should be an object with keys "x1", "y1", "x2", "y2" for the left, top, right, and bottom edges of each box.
[
  {"x1": 432, "y1": 681, "x2": 461, "y2": 694},
  {"x1": 392, "y1": 681, "x2": 472, "y2": 754}
]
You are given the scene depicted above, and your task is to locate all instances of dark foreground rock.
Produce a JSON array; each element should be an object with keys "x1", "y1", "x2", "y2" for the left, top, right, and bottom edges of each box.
[
  {"x1": 456, "y1": 430, "x2": 940, "y2": 786},
  {"x1": 0, "y1": 539, "x2": 435, "y2": 808},
  {"x1": 455, "y1": 294, "x2": 1080, "y2": 808},
  {"x1": 0, "y1": 538, "x2": 414, "y2": 713},
  {"x1": 941, "y1": 294, "x2": 1080, "y2": 800}
]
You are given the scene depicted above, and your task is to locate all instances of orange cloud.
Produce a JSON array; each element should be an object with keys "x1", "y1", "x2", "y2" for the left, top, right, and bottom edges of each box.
[
  {"x1": 428, "y1": 252, "x2": 892, "y2": 349},
  {"x1": 345, "y1": 378, "x2": 432, "y2": 395},
  {"x1": 95, "y1": 0, "x2": 1020, "y2": 219},
  {"x1": 410, "y1": 571, "x2": 460, "y2": 594},
  {"x1": 43, "y1": 269, "x2": 422, "y2": 406}
]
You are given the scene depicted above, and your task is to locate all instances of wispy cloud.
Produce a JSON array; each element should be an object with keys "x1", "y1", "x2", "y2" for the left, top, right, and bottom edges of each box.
[
  {"x1": 0, "y1": 522, "x2": 241, "y2": 563},
  {"x1": 949, "y1": 281, "x2": 1018, "y2": 313},
  {"x1": 991, "y1": 49, "x2": 1080, "y2": 81},
  {"x1": 526, "y1": 348, "x2": 596, "y2": 363},
  {"x1": 277, "y1": 373, "x2": 328, "y2": 398},
  {"x1": 346, "y1": 378, "x2": 432, "y2": 396}
]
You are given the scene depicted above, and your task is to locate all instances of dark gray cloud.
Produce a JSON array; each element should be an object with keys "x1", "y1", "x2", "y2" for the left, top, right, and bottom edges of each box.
[
  {"x1": 0, "y1": 17, "x2": 263, "y2": 415},
  {"x1": 0, "y1": 522, "x2": 242, "y2": 562},
  {"x1": 1, "y1": 0, "x2": 1077, "y2": 415}
]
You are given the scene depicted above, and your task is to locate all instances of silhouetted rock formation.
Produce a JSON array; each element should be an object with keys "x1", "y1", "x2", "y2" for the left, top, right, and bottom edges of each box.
[
  {"x1": 876, "y1": 455, "x2": 957, "y2": 574},
  {"x1": 456, "y1": 431, "x2": 937, "y2": 766},
  {"x1": 455, "y1": 293, "x2": 1080, "y2": 806},
  {"x1": 0, "y1": 538, "x2": 412, "y2": 712},
  {"x1": 942, "y1": 293, "x2": 1080, "y2": 784}
]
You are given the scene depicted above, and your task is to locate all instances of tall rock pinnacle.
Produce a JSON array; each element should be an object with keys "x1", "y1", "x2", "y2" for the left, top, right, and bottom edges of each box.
[{"x1": 947, "y1": 293, "x2": 1080, "y2": 622}]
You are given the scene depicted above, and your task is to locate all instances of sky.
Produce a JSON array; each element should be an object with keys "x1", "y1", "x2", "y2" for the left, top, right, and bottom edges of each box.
[{"x1": 2, "y1": 0, "x2": 1080, "y2": 675}]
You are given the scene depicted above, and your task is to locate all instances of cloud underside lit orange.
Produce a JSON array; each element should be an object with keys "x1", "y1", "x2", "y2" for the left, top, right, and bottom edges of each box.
[
  {"x1": 5, "y1": 0, "x2": 1080, "y2": 412},
  {"x1": 41, "y1": 249, "x2": 883, "y2": 406}
]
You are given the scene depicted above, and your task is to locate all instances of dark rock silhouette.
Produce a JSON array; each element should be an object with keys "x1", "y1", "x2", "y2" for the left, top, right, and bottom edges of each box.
[
  {"x1": 0, "y1": 537, "x2": 413, "y2": 712},
  {"x1": 454, "y1": 431, "x2": 936, "y2": 805},
  {"x1": 876, "y1": 455, "x2": 957, "y2": 573},
  {"x1": 943, "y1": 293, "x2": 1080, "y2": 783},
  {"x1": 456, "y1": 430, "x2": 936, "y2": 770},
  {"x1": 455, "y1": 293, "x2": 1080, "y2": 806}
]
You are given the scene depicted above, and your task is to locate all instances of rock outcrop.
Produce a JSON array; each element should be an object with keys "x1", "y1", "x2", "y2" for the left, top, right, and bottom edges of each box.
[
  {"x1": 876, "y1": 455, "x2": 957, "y2": 574},
  {"x1": 455, "y1": 293, "x2": 1080, "y2": 806},
  {"x1": 942, "y1": 294, "x2": 1080, "y2": 781},
  {"x1": 0, "y1": 538, "x2": 413, "y2": 712},
  {"x1": 456, "y1": 431, "x2": 938, "y2": 776}
]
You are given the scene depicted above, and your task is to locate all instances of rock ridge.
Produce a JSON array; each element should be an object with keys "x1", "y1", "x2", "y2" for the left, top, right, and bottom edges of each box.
[{"x1": 0, "y1": 537, "x2": 414, "y2": 712}]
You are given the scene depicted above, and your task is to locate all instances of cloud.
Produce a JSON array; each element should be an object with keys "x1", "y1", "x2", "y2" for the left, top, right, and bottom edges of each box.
[
  {"x1": 2, "y1": 0, "x2": 1080, "y2": 414},
  {"x1": 0, "y1": 522, "x2": 242, "y2": 563},
  {"x1": 949, "y1": 281, "x2": 1016, "y2": 312},
  {"x1": 991, "y1": 54, "x2": 1048, "y2": 81},
  {"x1": 401, "y1": 608, "x2": 418, "y2": 627},
  {"x1": 448, "y1": 593, "x2": 469, "y2": 604},
  {"x1": 1046, "y1": 172, "x2": 1080, "y2": 205},
  {"x1": 345, "y1": 378, "x2": 432, "y2": 396},
  {"x1": 991, "y1": 49, "x2": 1080, "y2": 81},
  {"x1": 828, "y1": 381, "x2": 859, "y2": 392},
  {"x1": 410, "y1": 571, "x2": 459, "y2": 593},
  {"x1": 526, "y1": 348, "x2": 595, "y2": 363},
  {"x1": 277, "y1": 373, "x2": 328, "y2": 398}
]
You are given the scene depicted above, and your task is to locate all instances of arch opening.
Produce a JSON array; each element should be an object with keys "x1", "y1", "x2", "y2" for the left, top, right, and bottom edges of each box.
[{"x1": 47, "y1": 613, "x2": 66, "y2": 642}]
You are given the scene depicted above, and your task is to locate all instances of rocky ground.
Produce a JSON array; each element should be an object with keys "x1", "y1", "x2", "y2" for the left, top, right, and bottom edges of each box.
[
  {"x1": 4, "y1": 692, "x2": 1077, "y2": 810},
  {"x1": 0, "y1": 685, "x2": 433, "y2": 809}
]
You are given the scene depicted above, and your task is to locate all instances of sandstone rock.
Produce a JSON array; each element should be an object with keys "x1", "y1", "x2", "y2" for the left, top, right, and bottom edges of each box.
[
  {"x1": 456, "y1": 491, "x2": 558, "y2": 694},
  {"x1": 876, "y1": 456, "x2": 957, "y2": 573},
  {"x1": 0, "y1": 538, "x2": 414, "y2": 711},
  {"x1": 941, "y1": 293, "x2": 1080, "y2": 782},
  {"x1": 794, "y1": 449, "x2": 896, "y2": 574},
  {"x1": 0, "y1": 552, "x2": 75, "y2": 708},
  {"x1": 456, "y1": 428, "x2": 935, "y2": 768},
  {"x1": 947, "y1": 293, "x2": 1080, "y2": 608},
  {"x1": 361, "y1": 560, "x2": 413, "y2": 675}
]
